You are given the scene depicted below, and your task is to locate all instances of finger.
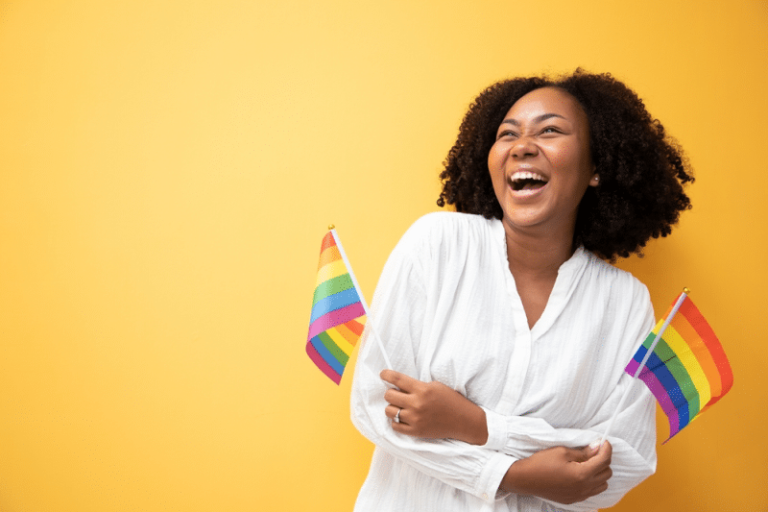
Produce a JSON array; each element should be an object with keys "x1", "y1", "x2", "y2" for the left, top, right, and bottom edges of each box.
[
  {"x1": 582, "y1": 446, "x2": 613, "y2": 480},
  {"x1": 586, "y1": 459, "x2": 612, "y2": 481},
  {"x1": 592, "y1": 440, "x2": 613, "y2": 466},
  {"x1": 383, "y1": 387, "x2": 411, "y2": 408},
  {"x1": 582, "y1": 440, "x2": 611, "y2": 466},
  {"x1": 566, "y1": 446, "x2": 595, "y2": 463},
  {"x1": 588, "y1": 481, "x2": 609, "y2": 497},
  {"x1": 601, "y1": 440, "x2": 613, "y2": 459},
  {"x1": 380, "y1": 370, "x2": 418, "y2": 391},
  {"x1": 385, "y1": 406, "x2": 412, "y2": 431},
  {"x1": 384, "y1": 405, "x2": 401, "y2": 421},
  {"x1": 594, "y1": 465, "x2": 613, "y2": 483},
  {"x1": 575, "y1": 474, "x2": 610, "y2": 502},
  {"x1": 391, "y1": 419, "x2": 412, "y2": 435}
]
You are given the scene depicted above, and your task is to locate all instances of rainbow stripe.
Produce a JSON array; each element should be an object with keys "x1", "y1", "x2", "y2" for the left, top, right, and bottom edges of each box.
[
  {"x1": 306, "y1": 231, "x2": 366, "y2": 384},
  {"x1": 626, "y1": 293, "x2": 733, "y2": 440}
]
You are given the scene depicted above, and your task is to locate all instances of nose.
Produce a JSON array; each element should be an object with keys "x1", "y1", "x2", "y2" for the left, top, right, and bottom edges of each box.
[{"x1": 511, "y1": 137, "x2": 538, "y2": 159}]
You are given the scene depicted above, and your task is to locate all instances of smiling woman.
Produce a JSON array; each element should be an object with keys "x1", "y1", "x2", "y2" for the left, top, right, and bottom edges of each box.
[
  {"x1": 350, "y1": 70, "x2": 694, "y2": 512},
  {"x1": 438, "y1": 70, "x2": 693, "y2": 261},
  {"x1": 487, "y1": 87, "x2": 597, "y2": 248}
]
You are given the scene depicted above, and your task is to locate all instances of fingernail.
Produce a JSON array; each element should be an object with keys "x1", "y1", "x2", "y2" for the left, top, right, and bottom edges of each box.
[{"x1": 589, "y1": 440, "x2": 601, "y2": 450}]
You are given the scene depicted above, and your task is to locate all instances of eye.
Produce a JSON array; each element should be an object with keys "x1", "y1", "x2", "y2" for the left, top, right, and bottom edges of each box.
[
  {"x1": 497, "y1": 129, "x2": 518, "y2": 140},
  {"x1": 541, "y1": 126, "x2": 561, "y2": 135}
]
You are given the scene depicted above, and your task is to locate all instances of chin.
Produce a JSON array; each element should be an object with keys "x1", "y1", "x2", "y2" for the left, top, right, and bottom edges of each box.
[{"x1": 503, "y1": 216, "x2": 544, "y2": 231}]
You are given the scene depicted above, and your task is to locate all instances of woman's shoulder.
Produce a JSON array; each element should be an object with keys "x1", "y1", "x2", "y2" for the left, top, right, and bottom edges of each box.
[
  {"x1": 581, "y1": 250, "x2": 651, "y2": 307},
  {"x1": 403, "y1": 211, "x2": 496, "y2": 242},
  {"x1": 390, "y1": 212, "x2": 499, "y2": 265}
]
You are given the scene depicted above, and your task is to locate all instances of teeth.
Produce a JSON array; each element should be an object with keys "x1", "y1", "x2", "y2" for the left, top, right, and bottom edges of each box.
[{"x1": 510, "y1": 171, "x2": 547, "y2": 182}]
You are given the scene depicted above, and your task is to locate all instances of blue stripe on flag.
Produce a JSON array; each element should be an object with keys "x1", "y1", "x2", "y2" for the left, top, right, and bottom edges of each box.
[
  {"x1": 647, "y1": 351, "x2": 690, "y2": 429},
  {"x1": 309, "y1": 335, "x2": 345, "y2": 375},
  {"x1": 309, "y1": 287, "x2": 361, "y2": 324}
]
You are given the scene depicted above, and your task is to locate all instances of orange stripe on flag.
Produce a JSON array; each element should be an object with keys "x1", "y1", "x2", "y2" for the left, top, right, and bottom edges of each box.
[
  {"x1": 679, "y1": 299, "x2": 734, "y2": 401},
  {"x1": 336, "y1": 322, "x2": 363, "y2": 347},
  {"x1": 318, "y1": 245, "x2": 342, "y2": 269},
  {"x1": 670, "y1": 313, "x2": 722, "y2": 398},
  {"x1": 346, "y1": 318, "x2": 365, "y2": 337}
]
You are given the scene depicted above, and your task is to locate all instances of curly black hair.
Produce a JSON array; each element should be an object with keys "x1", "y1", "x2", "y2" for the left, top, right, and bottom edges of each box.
[{"x1": 437, "y1": 69, "x2": 693, "y2": 260}]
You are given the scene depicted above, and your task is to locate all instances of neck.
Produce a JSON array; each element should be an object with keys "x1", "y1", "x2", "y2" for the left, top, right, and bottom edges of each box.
[{"x1": 502, "y1": 221, "x2": 577, "y2": 278}]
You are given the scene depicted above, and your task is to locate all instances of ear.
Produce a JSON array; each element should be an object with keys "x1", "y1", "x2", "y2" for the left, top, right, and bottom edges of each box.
[{"x1": 589, "y1": 174, "x2": 600, "y2": 187}]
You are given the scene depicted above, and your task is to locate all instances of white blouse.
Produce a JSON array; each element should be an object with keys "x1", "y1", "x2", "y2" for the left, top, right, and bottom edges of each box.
[{"x1": 350, "y1": 212, "x2": 657, "y2": 512}]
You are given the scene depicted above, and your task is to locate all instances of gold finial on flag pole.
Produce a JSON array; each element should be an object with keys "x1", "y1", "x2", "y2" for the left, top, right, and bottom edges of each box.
[
  {"x1": 683, "y1": 287, "x2": 691, "y2": 295},
  {"x1": 328, "y1": 224, "x2": 335, "y2": 230}
]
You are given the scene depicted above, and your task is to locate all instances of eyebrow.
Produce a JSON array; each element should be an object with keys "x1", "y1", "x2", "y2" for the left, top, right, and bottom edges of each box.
[{"x1": 501, "y1": 113, "x2": 567, "y2": 126}]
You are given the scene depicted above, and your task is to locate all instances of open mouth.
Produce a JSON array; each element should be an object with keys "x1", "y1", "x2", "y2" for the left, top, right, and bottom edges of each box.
[{"x1": 510, "y1": 171, "x2": 548, "y2": 192}]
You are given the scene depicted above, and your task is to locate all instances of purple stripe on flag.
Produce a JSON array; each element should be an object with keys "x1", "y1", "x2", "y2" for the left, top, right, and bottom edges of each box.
[
  {"x1": 307, "y1": 302, "x2": 366, "y2": 341},
  {"x1": 638, "y1": 367, "x2": 680, "y2": 435},
  {"x1": 667, "y1": 417, "x2": 681, "y2": 440},
  {"x1": 626, "y1": 358, "x2": 640, "y2": 376},
  {"x1": 625, "y1": 342, "x2": 652, "y2": 376}
]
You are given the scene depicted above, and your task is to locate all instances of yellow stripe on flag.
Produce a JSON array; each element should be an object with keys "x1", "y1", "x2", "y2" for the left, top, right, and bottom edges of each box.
[
  {"x1": 325, "y1": 326, "x2": 355, "y2": 356},
  {"x1": 335, "y1": 322, "x2": 363, "y2": 347},
  {"x1": 316, "y1": 259, "x2": 348, "y2": 286},
  {"x1": 673, "y1": 312, "x2": 723, "y2": 398},
  {"x1": 664, "y1": 325, "x2": 712, "y2": 408}
]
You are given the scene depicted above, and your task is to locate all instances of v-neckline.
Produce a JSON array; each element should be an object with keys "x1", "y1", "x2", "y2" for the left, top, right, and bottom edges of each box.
[{"x1": 491, "y1": 219, "x2": 589, "y2": 340}]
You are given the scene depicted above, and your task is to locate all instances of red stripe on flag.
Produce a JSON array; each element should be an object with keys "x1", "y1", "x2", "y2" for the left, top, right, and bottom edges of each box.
[
  {"x1": 346, "y1": 318, "x2": 365, "y2": 337},
  {"x1": 320, "y1": 232, "x2": 336, "y2": 252},
  {"x1": 306, "y1": 342, "x2": 342, "y2": 384},
  {"x1": 679, "y1": 299, "x2": 734, "y2": 402}
]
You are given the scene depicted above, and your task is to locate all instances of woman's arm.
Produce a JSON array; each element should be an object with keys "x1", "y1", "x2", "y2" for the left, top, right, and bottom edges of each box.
[
  {"x1": 381, "y1": 368, "x2": 656, "y2": 511},
  {"x1": 381, "y1": 370, "x2": 619, "y2": 507},
  {"x1": 351, "y1": 333, "x2": 517, "y2": 504},
  {"x1": 500, "y1": 442, "x2": 613, "y2": 505},
  {"x1": 350, "y1": 218, "x2": 517, "y2": 504},
  {"x1": 381, "y1": 370, "x2": 490, "y2": 445}
]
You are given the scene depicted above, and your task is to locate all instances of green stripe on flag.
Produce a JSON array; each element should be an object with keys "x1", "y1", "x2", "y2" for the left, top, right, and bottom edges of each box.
[
  {"x1": 313, "y1": 273, "x2": 354, "y2": 304},
  {"x1": 317, "y1": 331, "x2": 350, "y2": 366},
  {"x1": 656, "y1": 338, "x2": 701, "y2": 417}
]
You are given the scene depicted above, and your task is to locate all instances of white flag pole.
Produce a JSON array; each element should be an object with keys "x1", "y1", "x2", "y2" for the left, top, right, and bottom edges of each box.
[
  {"x1": 329, "y1": 226, "x2": 393, "y2": 370},
  {"x1": 598, "y1": 288, "x2": 690, "y2": 446}
]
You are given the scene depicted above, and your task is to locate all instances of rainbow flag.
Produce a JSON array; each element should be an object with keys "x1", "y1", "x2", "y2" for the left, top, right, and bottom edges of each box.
[
  {"x1": 306, "y1": 230, "x2": 367, "y2": 384},
  {"x1": 625, "y1": 291, "x2": 733, "y2": 440}
]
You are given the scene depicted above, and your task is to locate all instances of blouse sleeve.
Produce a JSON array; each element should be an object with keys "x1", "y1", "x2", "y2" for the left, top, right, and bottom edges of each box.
[
  {"x1": 350, "y1": 221, "x2": 516, "y2": 504},
  {"x1": 481, "y1": 295, "x2": 658, "y2": 511}
]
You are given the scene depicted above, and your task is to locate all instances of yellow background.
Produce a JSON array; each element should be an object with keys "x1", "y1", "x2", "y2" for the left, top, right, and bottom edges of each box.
[{"x1": 1, "y1": 1, "x2": 766, "y2": 510}]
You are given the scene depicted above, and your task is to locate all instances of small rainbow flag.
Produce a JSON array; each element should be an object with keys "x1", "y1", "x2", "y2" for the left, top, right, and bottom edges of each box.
[
  {"x1": 306, "y1": 228, "x2": 367, "y2": 384},
  {"x1": 625, "y1": 290, "x2": 733, "y2": 440}
]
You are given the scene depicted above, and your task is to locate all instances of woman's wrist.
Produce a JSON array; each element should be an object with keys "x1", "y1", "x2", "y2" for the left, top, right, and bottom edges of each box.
[
  {"x1": 499, "y1": 457, "x2": 528, "y2": 494},
  {"x1": 458, "y1": 400, "x2": 489, "y2": 445}
]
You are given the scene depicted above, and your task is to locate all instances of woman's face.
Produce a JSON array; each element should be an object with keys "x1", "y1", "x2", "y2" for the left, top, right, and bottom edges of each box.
[{"x1": 488, "y1": 86, "x2": 598, "y2": 238}]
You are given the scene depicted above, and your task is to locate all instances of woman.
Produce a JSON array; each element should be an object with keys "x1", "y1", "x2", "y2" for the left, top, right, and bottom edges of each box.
[{"x1": 350, "y1": 70, "x2": 693, "y2": 512}]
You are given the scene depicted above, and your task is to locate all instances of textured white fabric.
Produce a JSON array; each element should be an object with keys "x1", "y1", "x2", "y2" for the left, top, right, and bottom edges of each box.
[{"x1": 350, "y1": 212, "x2": 657, "y2": 512}]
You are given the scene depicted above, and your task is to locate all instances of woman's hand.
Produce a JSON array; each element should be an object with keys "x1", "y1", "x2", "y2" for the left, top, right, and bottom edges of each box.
[
  {"x1": 380, "y1": 370, "x2": 613, "y2": 504},
  {"x1": 380, "y1": 370, "x2": 488, "y2": 445},
  {"x1": 501, "y1": 441, "x2": 613, "y2": 504}
]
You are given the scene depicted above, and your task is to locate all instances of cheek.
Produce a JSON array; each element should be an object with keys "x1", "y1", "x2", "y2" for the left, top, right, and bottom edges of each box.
[
  {"x1": 551, "y1": 144, "x2": 590, "y2": 176},
  {"x1": 487, "y1": 142, "x2": 506, "y2": 173},
  {"x1": 545, "y1": 143, "x2": 571, "y2": 168},
  {"x1": 560, "y1": 138, "x2": 593, "y2": 173},
  {"x1": 487, "y1": 147, "x2": 505, "y2": 191}
]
